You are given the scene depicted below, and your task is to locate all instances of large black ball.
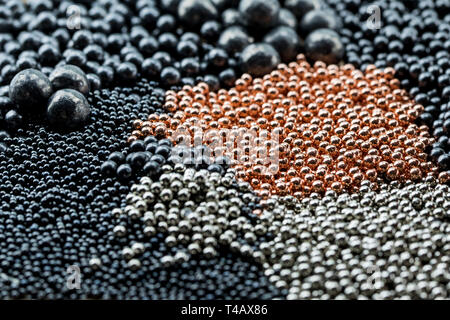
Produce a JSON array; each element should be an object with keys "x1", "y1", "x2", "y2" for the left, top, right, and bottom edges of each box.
[
  {"x1": 46, "y1": 89, "x2": 90, "y2": 129},
  {"x1": 285, "y1": 0, "x2": 321, "y2": 21},
  {"x1": 300, "y1": 9, "x2": 342, "y2": 36},
  {"x1": 240, "y1": 43, "x2": 280, "y2": 77},
  {"x1": 218, "y1": 26, "x2": 252, "y2": 54},
  {"x1": 9, "y1": 69, "x2": 53, "y2": 112},
  {"x1": 178, "y1": 0, "x2": 218, "y2": 27},
  {"x1": 239, "y1": 0, "x2": 280, "y2": 29},
  {"x1": 305, "y1": 28, "x2": 343, "y2": 64},
  {"x1": 263, "y1": 26, "x2": 300, "y2": 62},
  {"x1": 278, "y1": 8, "x2": 298, "y2": 29},
  {"x1": 49, "y1": 64, "x2": 90, "y2": 95}
]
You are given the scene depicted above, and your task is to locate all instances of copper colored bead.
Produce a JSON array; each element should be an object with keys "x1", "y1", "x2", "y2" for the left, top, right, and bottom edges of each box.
[
  {"x1": 438, "y1": 171, "x2": 450, "y2": 184},
  {"x1": 127, "y1": 135, "x2": 138, "y2": 143}
]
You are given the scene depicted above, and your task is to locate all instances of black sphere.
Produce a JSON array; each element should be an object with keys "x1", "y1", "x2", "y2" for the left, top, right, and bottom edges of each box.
[
  {"x1": 178, "y1": 0, "x2": 218, "y2": 27},
  {"x1": 218, "y1": 26, "x2": 252, "y2": 54},
  {"x1": 46, "y1": 89, "x2": 90, "y2": 129},
  {"x1": 278, "y1": 8, "x2": 298, "y2": 29},
  {"x1": 222, "y1": 9, "x2": 241, "y2": 27},
  {"x1": 161, "y1": 66, "x2": 181, "y2": 86},
  {"x1": 240, "y1": 43, "x2": 280, "y2": 77},
  {"x1": 4, "y1": 109, "x2": 23, "y2": 130},
  {"x1": 305, "y1": 28, "x2": 343, "y2": 64},
  {"x1": 300, "y1": 9, "x2": 341, "y2": 36},
  {"x1": 117, "y1": 163, "x2": 133, "y2": 180},
  {"x1": 49, "y1": 64, "x2": 90, "y2": 95},
  {"x1": 263, "y1": 26, "x2": 300, "y2": 62},
  {"x1": 285, "y1": 0, "x2": 321, "y2": 21},
  {"x1": 9, "y1": 69, "x2": 53, "y2": 112},
  {"x1": 239, "y1": 0, "x2": 280, "y2": 29}
]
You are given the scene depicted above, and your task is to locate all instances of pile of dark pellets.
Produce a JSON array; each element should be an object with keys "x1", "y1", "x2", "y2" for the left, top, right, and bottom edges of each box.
[
  {"x1": 0, "y1": 0, "x2": 344, "y2": 137},
  {"x1": 325, "y1": 0, "x2": 450, "y2": 173},
  {"x1": 0, "y1": 0, "x2": 449, "y2": 300},
  {"x1": 0, "y1": 79, "x2": 283, "y2": 299}
]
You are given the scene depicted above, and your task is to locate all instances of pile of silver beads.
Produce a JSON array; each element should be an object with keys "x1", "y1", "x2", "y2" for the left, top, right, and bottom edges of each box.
[
  {"x1": 108, "y1": 160, "x2": 450, "y2": 299},
  {"x1": 110, "y1": 158, "x2": 265, "y2": 269},
  {"x1": 258, "y1": 178, "x2": 450, "y2": 299}
]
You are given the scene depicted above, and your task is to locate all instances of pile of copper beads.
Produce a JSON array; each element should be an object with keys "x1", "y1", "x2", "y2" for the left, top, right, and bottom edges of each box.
[{"x1": 129, "y1": 55, "x2": 448, "y2": 199}]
